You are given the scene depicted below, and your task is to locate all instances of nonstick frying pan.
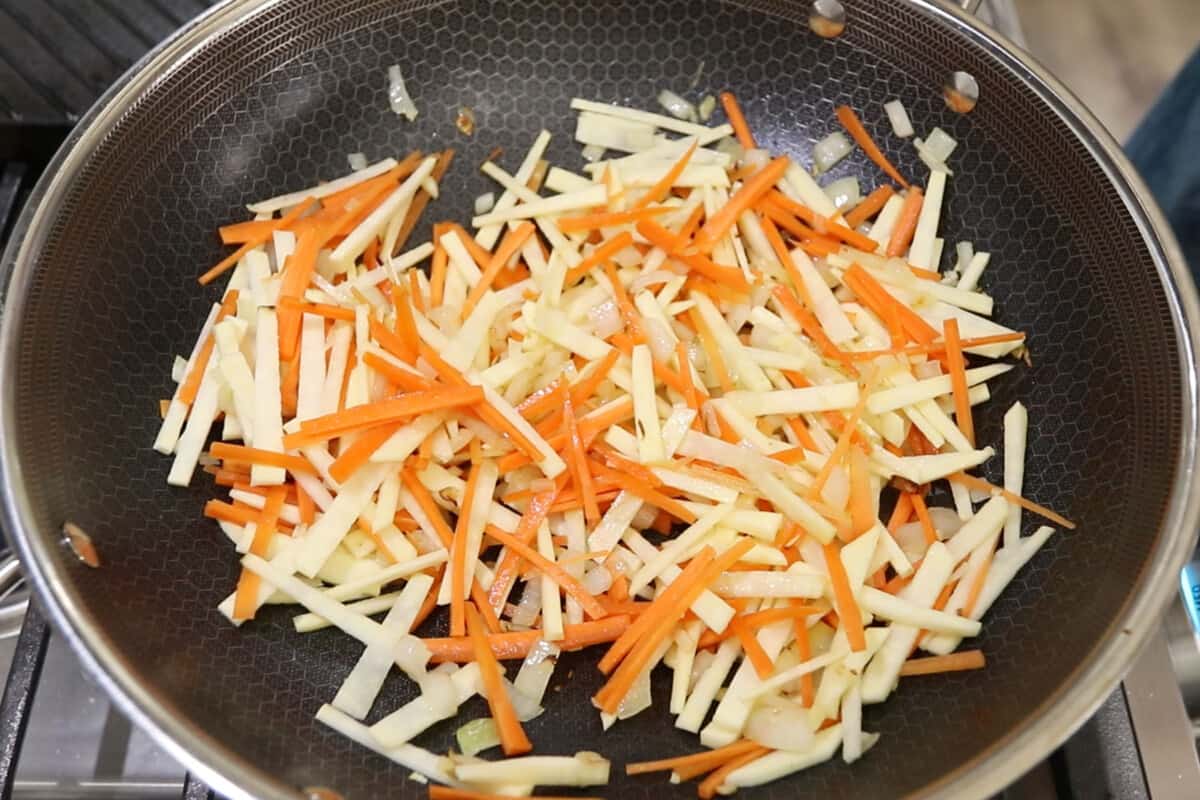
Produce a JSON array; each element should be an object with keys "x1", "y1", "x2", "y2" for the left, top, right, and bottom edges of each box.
[{"x1": 1, "y1": 1, "x2": 1198, "y2": 798}]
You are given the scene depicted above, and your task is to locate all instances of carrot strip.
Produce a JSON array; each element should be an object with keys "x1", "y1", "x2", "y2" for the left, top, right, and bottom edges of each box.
[
  {"x1": 393, "y1": 148, "x2": 455, "y2": 254},
  {"x1": 320, "y1": 153, "x2": 423, "y2": 213},
  {"x1": 675, "y1": 340, "x2": 703, "y2": 418},
  {"x1": 370, "y1": 317, "x2": 418, "y2": 364},
  {"x1": 516, "y1": 379, "x2": 566, "y2": 421},
  {"x1": 198, "y1": 200, "x2": 314, "y2": 285},
  {"x1": 277, "y1": 296, "x2": 356, "y2": 322},
  {"x1": 178, "y1": 290, "x2": 240, "y2": 405},
  {"x1": 631, "y1": 139, "x2": 699, "y2": 210},
  {"x1": 450, "y1": 463, "x2": 483, "y2": 637},
  {"x1": 765, "y1": 190, "x2": 879, "y2": 253},
  {"x1": 771, "y1": 284, "x2": 856, "y2": 370},
  {"x1": 636, "y1": 218, "x2": 687, "y2": 255},
  {"x1": 693, "y1": 156, "x2": 790, "y2": 253},
  {"x1": 888, "y1": 493, "x2": 914, "y2": 532},
  {"x1": 391, "y1": 284, "x2": 420, "y2": 362},
  {"x1": 791, "y1": 598, "x2": 816, "y2": 707},
  {"x1": 962, "y1": 546, "x2": 995, "y2": 618},
  {"x1": 844, "y1": 263, "x2": 939, "y2": 345},
  {"x1": 604, "y1": 263, "x2": 644, "y2": 339},
  {"x1": 943, "y1": 317, "x2": 975, "y2": 446},
  {"x1": 823, "y1": 541, "x2": 867, "y2": 651},
  {"x1": 494, "y1": 395, "x2": 634, "y2": 473},
  {"x1": 590, "y1": 462, "x2": 697, "y2": 524},
  {"x1": 232, "y1": 485, "x2": 287, "y2": 621},
  {"x1": 949, "y1": 473, "x2": 1077, "y2": 530},
  {"x1": 218, "y1": 218, "x2": 278, "y2": 245},
  {"x1": 294, "y1": 481, "x2": 316, "y2": 525},
  {"x1": 429, "y1": 233, "x2": 449, "y2": 307},
  {"x1": 411, "y1": 568, "x2": 444, "y2": 632},
  {"x1": 569, "y1": 347, "x2": 621, "y2": 405},
  {"x1": 328, "y1": 422, "x2": 402, "y2": 484},
  {"x1": 886, "y1": 187, "x2": 923, "y2": 257},
  {"x1": 687, "y1": 305, "x2": 734, "y2": 393},
  {"x1": 720, "y1": 91, "x2": 757, "y2": 149},
  {"x1": 674, "y1": 250, "x2": 751, "y2": 291},
  {"x1": 563, "y1": 397, "x2": 600, "y2": 525},
  {"x1": 844, "y1": 184, "x2": 896, "y2": 229},
  {"x1": 210, "y1": 442, "x2": 314, "y2": 475},
  {"x1": 564, "y1": 231, "x2": 636, "y2": 285},
  {"x1": 484, "y1": 525, "x2": 606, "y2": 620},
  {"x1": 486, "y1": 481, "x2": 561, "y2": 610},
  {"x1": 698, "y1": 746, "x2": 770, "y2": 799},
  {"x1": 289, "y1": 386, "x2": 483, "y2": 444},
  {"x1": 466, "y1": 603, "x2": 532, "y2": 756},
  {"x1": 846, "y1": 331, "x2": 1027, "y2": 361},
  {"x1": 462, "y1": 221, "x2": 536, "y2": 319},
  {"x1": 808, "y1": 389, "x2": 868, "y2": 497},
  {"x1": 361, "y1": 352, "x2": 436, "y2": 392},
  {"x1": 899, "y1": 649, "x2": 986, "y2": 676},
  {"x1": 911, "y1": 492, "x2": 939, "y2": 545},
  {"x1": 734, "y1": 621, "x2": 775, "y2": 679},
  {"x1": 835, "y1": 105, "x2": 909, "y2": 188},
  {"x1": 425, "y1": 615, "x2": 631, "y2": 663},
  {"x1": 627, "y1": 740, "x2": 761, "y2": 778},
  {"x1": 407, "y1": 268, "x2": 427, "y2": 314}
]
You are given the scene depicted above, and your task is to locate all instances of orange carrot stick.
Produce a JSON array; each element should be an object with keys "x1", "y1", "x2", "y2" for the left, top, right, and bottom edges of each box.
[
  {"x1": 361, "y1": 352, "x2": 436, "y2": 393},
  {"x1": 563, "y1": 397, "x2": 600, "y2": 525},
  {"x1": 692, "y1": 156, "x2": 790, "y2": 253},
  {"x1": 698, "y1": 746, "x2": 770, "y2": 799},
  {"x1": 198, "y1": 200, "x2": 314, "y2": 285},
  {"x1": 178, "y1": 290, "x2": 240, "y2": 405},
  {"x1": 765, "y1": 190, "x2": 879, "y2": 253},
  {"x1": 835, "y1": 104, "x2": 910, "y2": 188},
  {"x1": 327, "y1": 423, "x2": 402, "y2": 484},
  {"x1": 232, "y1": 485, "x2": 287, "y2": 621},
  {"x1": 288, "y1": 386, "x2": 483, "y2": 444},
  {"x1": 556, "y1": 205, "x2": 672, "y2": 234},
  {"x1": 886, "y1": 187, "x2": 923, "y2": 257},
  {"x1": 278, "y1": 295, "x2": 356, "y2": 322},
  {"x1": 823, "y1": 540, "x2": 867, "y2": 651},
  {"x1": 210, "y1": 442, "x2": 314, "y2": 475},
  {"x1": 484, "y1": 525, "x2": 607, "y2": 620},
  {"x1": 631, "y1": 139, "x2": 699, "y2": 210},
  {"x1": 627, "y1": 740, "x2": 761, "y2": 778},
  {"x1": 888, "y1": 492, "x2": 914, "y2": 532},
  {"x1": 791, "y1": 598, "x2": 815, "y2": 707},
  {"x1": 847, "y1": 447, "x2": 875, "y2": 539},
  {"x1": 450, "y1": 462, "x2": 483, "y2": 637},
  {"x1": 899, "y1": 649, "x2": 986, "y2": 676},
  {"x1": 429, "y1": 233, "x2": 449, "y2": 307},
  {"x1": 911, "y1": 492, "x2": 939, "y2": 545},
  {"x1": 844, "y1": 184, "x2": 896, "y2": 228},
  {"x1": 720, "y1": 91, "x2": 757, "y2": 149},
  {"x1": 943, "y1": 317, "x2": 975, "y2": 446},
  {"x1": 949, "y1": 473, "x2": 1077, "y2": 530},
  {"x1": 424, "y1": 615, "x2": 631, "y2": 663},
  {"x1": 461, "y1": 221, "x2": 536, "y2": 319},
  {"x1": 564, "y1": 231, "x2": 635, "y2": 284},
  {"x1": 734, "y1": 622, "x2": 775, "y2": 679},
  {"x1": 466, "y1": 603, "x2": 532, "y2": 756},
  {"x1": 393, "y1": 148, "x2": 455, "y2": 254},
  {"x1": 687, "y1": 305, "x2": 735, "y2": 393}
]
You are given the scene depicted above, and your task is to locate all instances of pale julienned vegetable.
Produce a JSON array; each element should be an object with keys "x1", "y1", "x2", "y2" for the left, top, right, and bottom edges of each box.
[{"x1": 155, "y1": 88, "x2": 1071, "y2": 799}]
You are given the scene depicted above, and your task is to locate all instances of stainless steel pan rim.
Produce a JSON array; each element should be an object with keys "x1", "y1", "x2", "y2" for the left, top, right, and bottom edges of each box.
[{"x1": 0, "y1": 2, "x2": 1196, "y2": 799}]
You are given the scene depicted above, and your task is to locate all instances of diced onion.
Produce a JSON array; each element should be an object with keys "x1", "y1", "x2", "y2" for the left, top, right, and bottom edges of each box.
[
  {"x1": 582, "y1": 564, "x2": 613, "y2": 594},
  {"x1": 455, "y1": 718, "x2": 500, "y2": 757},
  {"x1": 581, "y1": 144, "x2": 606, "y2": 163},
  {"x1": 347, "y1": 152, "x2": 368, "y2": 171},
  {"x1": 884, "y1": 99, "x2": 914, "y2": 138},
  {"x1": 715, "y1": 137, "x2": 746, "y2": 164},
  {"x1": 812, "y1": 132, "x2": 852, "y2": 175},
  {"x1": 588, "y1": 300, "x2": 623, "y2": 340},
  {"x1": 698, "y1": 95, "x2": 717, "y2": 122},
  {"x1": 386, "y1": 65, "x2": 418, "y2": 121},
  {"x1": 657, "y1": 89, "x2": 698, "y2": 122},
  {"x1": 745, "y1": 698, "x2": 816, "y2": 752},
  {"x1": 923, "y1": 127, "x2": 958, "y2": 163},
  {"x1": 474, "y1": 192, "x2": 495, "y2": 215},
  {"x1": 740, "y1": 148, "x2": 771, "y2": 172},
  {"x1": 822, "y1": 176, "x2": 860, "y2": 210}
]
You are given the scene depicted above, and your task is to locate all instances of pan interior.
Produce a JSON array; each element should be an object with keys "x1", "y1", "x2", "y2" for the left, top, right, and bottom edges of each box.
[{"x1": 5, "y1": 0, "x2": 1182, "y2": 797}]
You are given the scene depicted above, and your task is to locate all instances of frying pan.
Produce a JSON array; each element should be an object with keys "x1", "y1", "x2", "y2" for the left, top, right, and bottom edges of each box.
[{"x1": 1, "y1": 0, "x2": 1197, "y2": 798}]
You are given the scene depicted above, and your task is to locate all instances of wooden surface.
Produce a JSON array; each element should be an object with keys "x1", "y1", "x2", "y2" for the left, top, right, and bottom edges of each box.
[{"x1": 1013, "y1": 0, "x2": 1200, "y2": 141}]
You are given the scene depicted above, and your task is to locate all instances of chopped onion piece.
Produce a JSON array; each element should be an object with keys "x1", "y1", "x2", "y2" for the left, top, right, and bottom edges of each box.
[
  {"x1": 456, "y1": 718, "x2": 501, "y2": 757},
  {"x1": 473, "y1": 192, "x2": 495, "y2": 215},
  {"x1": 657, "y1": 89, "x2": 698, "y2": 122},
  {"x1": 347, "y1": 152, "x2": 368, "y2": 171},
  {"x1": 823, "y1": 176, "x2": 861, "y2": 210},
  {"x1": 812, "y1": 132, "x2": 852, "y2": 175},
  {"x1": 884, "y1": 99, "x2": 914, "y2": 138},
  {"x1": 386, "y1": 65, "x2": 418, "y2": 121}
]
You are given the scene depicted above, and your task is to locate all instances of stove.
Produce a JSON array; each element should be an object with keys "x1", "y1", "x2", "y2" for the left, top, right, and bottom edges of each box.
[{"x1": 0, "y1": 1, "x2": 1197, "y2": 798}]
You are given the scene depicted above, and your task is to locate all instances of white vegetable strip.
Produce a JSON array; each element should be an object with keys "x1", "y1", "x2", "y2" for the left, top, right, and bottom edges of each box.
[
  {"x1": 723, "y1": 725, "x2": 842, "y2": 791},
  {"x1": 331, "y1": 156, "x2": 437, "y2": 266},
  {"x1": 369, "y1": 663, "x2": 482, "y2": 747},
  {"x1": 452, "y1": 752, "x2": 610, "y2": 787},
  {"x1": 293, "y1": 463, "x2": 392, "y2": 578},
  {"x1": 1003, "y1": 401, "x2": 1028, "y2": 550},
  {"x1": 477, "y1": 130, "x2": 551, "y2": 249},
  {"x1": 247, "y1": 158, "x2": 398, "y2": 214},
  {"x1": 570, "y1": 98, "x2": 732, "y2": 143},
  {"x1": 908, "y1": 170, "x2": 945, "y2": 269},
  {"x1": 316, "y1": 704, "x2": 462, "y2": 787},
  {"x1": 726, "y1": 382, "x2": 858, "y2": 417},
  {"x1": 867, "y1": 364, "x2": 1012, "y2": 414}
]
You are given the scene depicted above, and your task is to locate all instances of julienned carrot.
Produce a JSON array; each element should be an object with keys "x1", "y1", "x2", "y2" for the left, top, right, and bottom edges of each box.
[
  {"x1": 823, "y1": 540, "x2": 867, "y2": 652},
  {"x1": 626, "y1": 740, "x2": 761, "y2": 778},
  {"x1": 209, "y1": 442, "x2": 314, "y2": 476},
  {"x1": 631, "y1": 139, "x2": 699, "y2": 210},
  {"x1": 846, "y1": 331, "x2": 1027, "y2": 360},
  {"x1": 943, "y1": 317, "x2": 975, "y2": 446},
  {"x1": 486, "y1": 482, "x2": 561, "y2": 610},
  {"x1": 484, "y1": 524, "x2": 607, "y2": 620},
  {"x1": 808, "y1": 389, "x2": 868, "y2": 496},
  {"x1": 465, "y1": 603, "x2": 532, "y2": 757},
  {"x1": 428, "y1": 788, "x2": 602, "y2": 800},
  {"x1": 949, "y1": 472, "x2": 1077, "y2": 530},
  {"x1": 598, "y1": 547, "x2": 716, "y2": 675},
  {"x1": 911, "y1": 492, "x2": 939, "y2": 545},
  {"x1": 517, "y1": 379, "x2": 566, "y2": 421},
  {"x1": 698, "y1": 746, "x2": 770, "y2": 799},
  {"x1": 843, "y1": 263, "x2": 938, "y2": 345},
  {"x1": 429, "y1": 233, "x2": 449, "y2": 307},
  {"x1": 720, "y1": 91, "x2": 757, "y2": 149},
  {"x1": 791, "y1": 598, "x2": 816, "y2": 707},
  {"x1": 693, "y1": 156, "x2": 790, "y2": 253},
  {"x1": 675, "y1": 250, "x2": 752, "y2": 292},
  {"x1": 495, "y1": 396, "x2": 635, "y2": 472},
  {"x1": 278, "y1": 295, "x2": 356, "y2": 323},
  {"x1": 424, "y1": 615, "x2": 631, "y2": 663},
  {"x1": 733, "y1": 621, "x2": 775, "y2": 679},
  {"x1": 962, "y1": 544, "x2": 995, "y2": 618},
  {"x1": 294, "y1": 481, "x2": 316, "y2": 525},
  {"x1": 462, "y1": 221, "x2": 536, "y2": 319},
  {"x1": 393, "y1": 148, "x2": 455, "y2": 255},
  {"x1": 604, "y1": 263, "x2": 645, "y2": 339},
  {"x1": 327, "y1": 423, "x2": 402, "y2": 483},
  {"x1": 563, "y1": 397, "x2": 600, "y2": 525},
  {"x1": 765, "y1": 190, "x2": 879, "y2": 253},
  {"x1": 232, "y1": 485, "x2": 287, "y2": 621},
  {"x1": 886, "y1": 187, "x2": 923, "y2": 257},
  {"x1": 771, "y1": 284, "x2": 855, "y2": 370},
  {"x1": 178, "y1": 290, "x2": 240, "y2": 405},
  {"x1": 288, "y1": 386, "x2": 483, "y2": 444},
  {"x1": 835, "y1": 104, "x2": 910, "y2": 189},
  {"x1": 899, "y1": 649, "x2": 986, "y2": 676},
  {"x1": 557, "y1": 205, "x2": 672, "y2": 234},
  {"x1": 844, "y1": 184, "x2": 896, "y2": 228},
  {"x1": 888, "y1": 492, "x2": 914, "y2": 532},
  {"x1": 198, "y1": 199, "x2": 314, "y2": 285},
  {"x1": 565, "y1": 231, "x2": 635, "y2": 284},
  {"x1": 636, "y1": 218, "x2": 686, "y2": 255},
  {"x1": 361, "y1": 352, "x2": 435, "y2": 393},
  {"x1": 450, "y1": 462, "x2": 483, "y2": 637},
  {"x1": 686, "y1": 305, "x2": 735, "y2": 393},
  {"x1": 407, "y1": 268, "x2": 427, "y2": 313},
  {"x1": 590, "y1": 462, "x2": 698, "y2": 524},
  {"x1": 569, "y1": 348, "x2": 621, "y2": 406}
]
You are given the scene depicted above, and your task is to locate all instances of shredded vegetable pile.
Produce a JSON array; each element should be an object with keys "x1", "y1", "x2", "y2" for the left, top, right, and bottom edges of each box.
[{"x1": 155, "y1": 90, "x2": 1074, "y2": 799}]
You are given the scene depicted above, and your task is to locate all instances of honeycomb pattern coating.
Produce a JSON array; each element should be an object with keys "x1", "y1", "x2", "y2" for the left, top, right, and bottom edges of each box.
[{"x1": 3, "y1": 0, "x2": 1185, "y2": 798}]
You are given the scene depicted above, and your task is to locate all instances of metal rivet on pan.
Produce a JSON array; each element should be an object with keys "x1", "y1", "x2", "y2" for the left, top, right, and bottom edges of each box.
[
  {"x1": 809, "y1": 0, "x2": 846, "y2": 38},
  {"x1": 62, "y1": 522, "x2": 100, "y2": 568},
  {"x1": 944, "y1": 70, "x2": 980, "y2": 113},
  {"x1": 303, "y1": 788, "x2": 345, "y2": 800}
]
